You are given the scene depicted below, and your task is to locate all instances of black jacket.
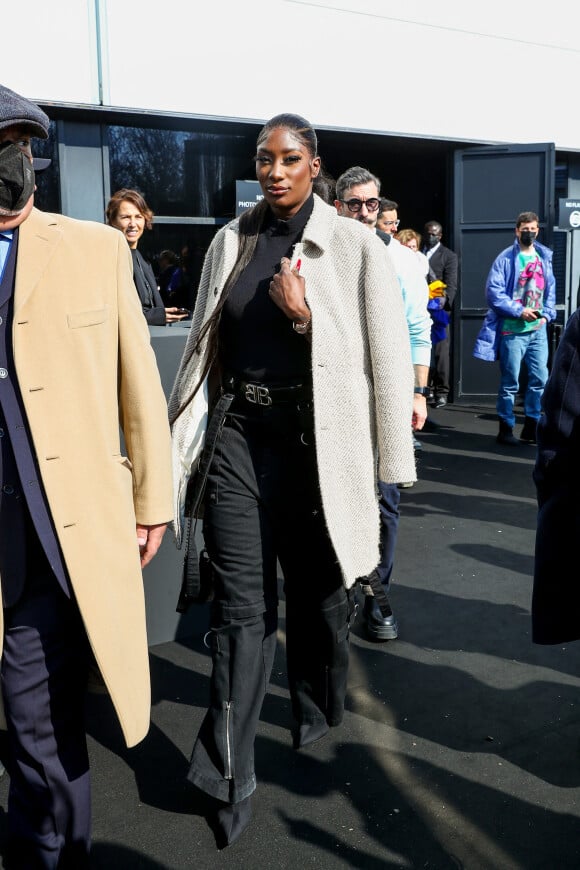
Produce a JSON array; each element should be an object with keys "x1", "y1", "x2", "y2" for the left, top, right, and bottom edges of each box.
[
  {"x1": 131, "y1": 249, "x2": 166, "y2": 326},
  {"x1": 424, "y1": 243, "x2": 458, "y2": 310},
  {"x1": 533, "y1": 309, "x2": 580, "y2": 643}
]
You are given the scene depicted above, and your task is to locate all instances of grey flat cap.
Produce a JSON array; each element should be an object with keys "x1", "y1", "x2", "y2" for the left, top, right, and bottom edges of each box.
[{"x1": 0, "y1": 84, "x2": 49, "y2": 139}]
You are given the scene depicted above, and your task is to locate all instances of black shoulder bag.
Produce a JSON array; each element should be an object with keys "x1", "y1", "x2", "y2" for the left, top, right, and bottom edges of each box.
[{"x1": 176, "y1": 391, "x2": 234, "y2": 613}]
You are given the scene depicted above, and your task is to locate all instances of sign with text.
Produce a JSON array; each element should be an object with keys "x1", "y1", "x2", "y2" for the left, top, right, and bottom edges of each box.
[
  {"x1": 236, "y1": 180, "x2": 263, "y2": 217},
  {"x1": 558, "y1": 198, "x2": 580, "y2": 229}
]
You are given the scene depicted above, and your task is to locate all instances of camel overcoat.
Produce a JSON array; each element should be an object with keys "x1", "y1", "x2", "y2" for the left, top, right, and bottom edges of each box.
[
  {"x1": 1, "y1": 208, "x2": 173, "y2": 747},
  {"x1": 170, "y1": 195, "x2": 416, "y2": 587}
]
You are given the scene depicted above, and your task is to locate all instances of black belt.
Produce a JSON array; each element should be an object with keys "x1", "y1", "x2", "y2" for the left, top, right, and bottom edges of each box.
[{"x1": 222, "y1": 375, "x2": 313, "y2": 408}]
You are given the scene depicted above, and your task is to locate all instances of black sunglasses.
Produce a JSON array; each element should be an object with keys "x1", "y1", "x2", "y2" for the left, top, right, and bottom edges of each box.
[{"x1": 339, "y1": 197, "x2": 380, "y2": 214}]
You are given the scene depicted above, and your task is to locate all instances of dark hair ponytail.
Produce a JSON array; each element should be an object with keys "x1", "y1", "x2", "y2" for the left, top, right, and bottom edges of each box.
[
  {"x1": 170, "y1": 200, "x2": 269, "y2": 423},
  {"x1": 312, "y1": 166, "x2": 335, "y2": 204}
]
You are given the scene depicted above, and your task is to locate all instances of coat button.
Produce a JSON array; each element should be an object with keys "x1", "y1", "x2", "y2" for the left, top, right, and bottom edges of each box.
[
  {"x1": 2, "y1": 484, "x2": 15, "y2": 495},
  {"x1": 0, "y1": 368, "x2": 7, "y2": 378},
  {"x1": 0, "y1": 315, "x2": 3, "y2": 325}
]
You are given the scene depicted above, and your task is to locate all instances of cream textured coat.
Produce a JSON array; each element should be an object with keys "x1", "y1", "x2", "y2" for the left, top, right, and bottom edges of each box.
[
  {"x1": 1, "y1": 208, "x2": 173, "y2": 747},
  {"x1": 170, "y1": 195, "x2": 416, "y2": 587}
]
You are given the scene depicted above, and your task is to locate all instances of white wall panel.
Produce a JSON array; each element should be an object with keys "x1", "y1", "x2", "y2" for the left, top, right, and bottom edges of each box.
[
  {"x1": 2, "y1": 0, "x2": 99, "y2": 105},
  {"x1": 3, "y1": 0, "x2": 577, "y2": 150}
]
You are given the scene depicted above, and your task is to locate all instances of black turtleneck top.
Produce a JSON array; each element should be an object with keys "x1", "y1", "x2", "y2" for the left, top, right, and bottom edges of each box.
[{"x1": 219, "y1": 195, "x2": 314, "y2": 383}]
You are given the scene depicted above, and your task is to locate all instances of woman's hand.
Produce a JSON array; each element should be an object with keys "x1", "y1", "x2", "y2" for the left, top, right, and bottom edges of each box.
[
  {"x1": 165, "y1": 307, "x2": 189, "y2": 323},
  {"x1": 269, "y1": 257, "x2": 310, "y2": 322}
]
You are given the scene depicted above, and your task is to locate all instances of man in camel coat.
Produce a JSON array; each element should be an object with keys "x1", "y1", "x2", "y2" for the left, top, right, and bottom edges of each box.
[{"x1": 0, "y1": 84, "x2": 173, "y2": 867}]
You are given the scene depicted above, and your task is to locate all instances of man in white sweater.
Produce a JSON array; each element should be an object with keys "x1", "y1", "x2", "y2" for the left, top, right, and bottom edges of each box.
[{"x1": 335, "y1": 166, "x2": 431, "y2": 640}]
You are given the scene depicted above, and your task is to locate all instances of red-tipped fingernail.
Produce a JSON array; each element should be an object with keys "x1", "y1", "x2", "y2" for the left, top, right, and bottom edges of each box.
[{"x1": 295, "y1": 259, "x2": 302, "y2": 271}]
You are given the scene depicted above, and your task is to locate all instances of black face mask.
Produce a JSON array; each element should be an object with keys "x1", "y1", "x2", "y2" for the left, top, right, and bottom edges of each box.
[
  {"x1": 0, "y1": 142, "x2": 35, "y2": 217},
  {"x1": 519, "y1": 230, "x2": 536, "y2": 247},
  {"x1": 425, "y1": 233, "x2": 440, "y2": 249}
]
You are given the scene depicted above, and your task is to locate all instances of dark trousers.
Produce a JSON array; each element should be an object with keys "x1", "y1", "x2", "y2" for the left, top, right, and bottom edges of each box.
[
  {"x1": 1, "y1": 548, "x2": 91, "y2": 869},
  {"x1": 430, "y1": 326, "x2": 451, "y2": 397},
  {"x1": 376, "y1": 481, "x2": 401, "y2": 588},
  {"x1": 189, "y1": 407, "x2": 350, "y2": 804}
]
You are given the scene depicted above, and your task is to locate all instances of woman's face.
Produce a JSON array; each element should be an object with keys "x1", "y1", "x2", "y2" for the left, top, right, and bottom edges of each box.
[
  {"x1": 111, "y1": 200, "x2": 146, "y2": 249},
  {"x1": 255, "y1": 127, "x2": 320, "y2": 218},
  {"x1": 405, "y1": 237, "x2": 418, "y2": 252}
]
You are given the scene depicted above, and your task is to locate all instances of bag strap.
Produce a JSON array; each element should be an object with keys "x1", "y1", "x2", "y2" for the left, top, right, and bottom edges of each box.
[{"x1": 176, "y1": 392, "x2": 234, "y2": 613}]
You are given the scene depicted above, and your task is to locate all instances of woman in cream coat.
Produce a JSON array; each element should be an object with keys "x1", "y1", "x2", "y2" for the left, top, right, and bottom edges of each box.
[{"x1": 169, "y1": 113, "x2": 415, "y2": 847}]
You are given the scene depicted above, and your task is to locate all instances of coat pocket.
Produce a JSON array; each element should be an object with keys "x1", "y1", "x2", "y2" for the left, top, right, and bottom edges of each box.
[
  {"x1": 67, "y1": 306, "x2": 109, "y2": 329},
  {"x1": 115, "y1": 454, "x2": 133, "y2": 471}
]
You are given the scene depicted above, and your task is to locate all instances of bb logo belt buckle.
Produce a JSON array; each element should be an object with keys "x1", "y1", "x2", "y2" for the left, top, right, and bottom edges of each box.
[{"x1": 244, "y1": 383, "x2": 272, "y2": 406}]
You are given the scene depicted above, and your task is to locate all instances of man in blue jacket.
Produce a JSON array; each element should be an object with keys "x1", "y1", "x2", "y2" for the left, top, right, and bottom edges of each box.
[{"x1": 473, "y1": 211, "x2": 556, "y2": 445}]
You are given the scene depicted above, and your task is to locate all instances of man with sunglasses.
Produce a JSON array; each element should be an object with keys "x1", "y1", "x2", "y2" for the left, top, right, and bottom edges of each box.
[{"x1": 334, "y1": 167, "x2": 431, "y2": 641}]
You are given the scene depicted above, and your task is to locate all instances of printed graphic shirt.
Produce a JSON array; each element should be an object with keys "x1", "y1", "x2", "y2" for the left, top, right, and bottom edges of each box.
[{"x1": 502, "y1": 251, "x2": 545, "y2": 334}]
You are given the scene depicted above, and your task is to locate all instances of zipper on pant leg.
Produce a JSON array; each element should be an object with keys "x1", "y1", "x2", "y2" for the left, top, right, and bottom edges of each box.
[{"x1": 224, "y1": 701, "x2": 233, "y2": 780}]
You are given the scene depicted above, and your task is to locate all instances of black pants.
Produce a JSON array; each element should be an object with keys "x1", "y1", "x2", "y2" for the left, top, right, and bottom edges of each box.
[
  {"x1": 430, "y1": 326, "x2": 451, "y2": 397},
  {"x1": 376, "y1": 481, "x2": 401, "y2": 587},
  {"x1": 1, "y1": 548, "x2": 91, "y2": 869},
  {"x1": 189, "y1": 405, "x2": 350, "y2": 804}
]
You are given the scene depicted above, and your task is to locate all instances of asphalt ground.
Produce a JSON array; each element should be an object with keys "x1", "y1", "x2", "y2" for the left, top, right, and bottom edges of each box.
[{"x1": 2, "y1": 402, "x2": 579, "y2": 869}]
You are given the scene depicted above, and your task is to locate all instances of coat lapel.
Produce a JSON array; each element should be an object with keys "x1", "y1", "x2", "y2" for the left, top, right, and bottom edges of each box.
[
  {"x1": 302, "y1": 194, "x2": 334, "y2": 254},
  {"x1": 14, "y1": 207, "x2": 62, "y2": 313}
]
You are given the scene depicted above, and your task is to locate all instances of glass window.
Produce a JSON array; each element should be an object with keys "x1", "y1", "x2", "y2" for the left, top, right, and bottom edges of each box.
[
  {"x1": 108, "y1": 125, "x2": 257, "y2": 219},
  {"x1": 133, "y1": 224, "x2": 220, "y2": 312}
]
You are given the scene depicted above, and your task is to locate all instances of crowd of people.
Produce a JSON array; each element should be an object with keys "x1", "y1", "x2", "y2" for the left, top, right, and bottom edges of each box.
[{"x1": 0, "y1": 83, "x2": 570, "y2": 865}]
